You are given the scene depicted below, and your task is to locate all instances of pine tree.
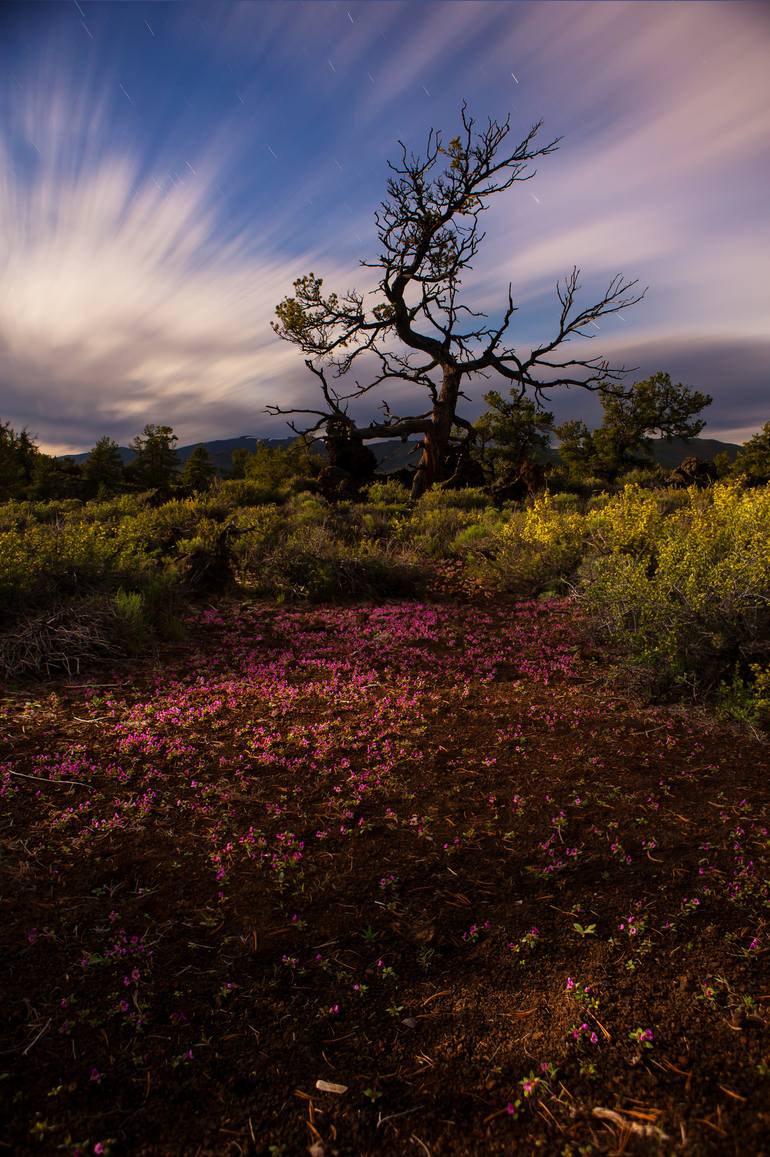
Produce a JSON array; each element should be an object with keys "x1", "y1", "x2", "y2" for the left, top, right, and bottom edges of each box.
[
  {"x1": 0, "y1": 421, "x2": 40, "y2": 499},
  {"x1": 474, "y1": 392, "x2": 553, "y2": 489},
  {"x1": 128, "y1": 425, "x2": 179, "y2": 493},
  {"x1": 556, "y1": 373, "x2": 711, "y2": 483},
  {"x1": 28, "y1": 454, "x2": 82, "y2": 500},
  {"x1": 180, "y1": 445, "x2": 216, "y2": 492},
  {"x1": 83, "y1": 436, "x2": 125, "y2": 496}
]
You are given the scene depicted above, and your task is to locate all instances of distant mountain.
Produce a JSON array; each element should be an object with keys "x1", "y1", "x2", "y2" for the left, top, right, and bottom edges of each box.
[
  {"x1": 644, "y1": 436, "x2": 740, "y2": 470},
  {"x1": 369, "y1": 440, "x2": 424, "y2": 473},
  {"x1": 65, "y1": 436, "x2": 296, "y2": 472},
  {"x1": 63, "y1": 436, "x2": 423, "y2": 474},
  {"x1": 367, "y1": 436, "x2": 743, "y2": 473},
  {"x1": 175, "y1": 436, "x2": 297, "y2": 474},
  {"x1": 62, "y1": 434, "x2": 741, "y2": 475}
]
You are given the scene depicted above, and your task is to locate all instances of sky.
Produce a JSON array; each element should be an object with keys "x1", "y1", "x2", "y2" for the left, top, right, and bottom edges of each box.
[{"x1": 0, "y1": 0, "x2": 768, "y2": 455}]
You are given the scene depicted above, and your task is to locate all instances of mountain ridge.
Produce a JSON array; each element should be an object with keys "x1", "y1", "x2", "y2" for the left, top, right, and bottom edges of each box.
[{"x1": 61, "y1": 434, "x2": 741, "y2": 475}]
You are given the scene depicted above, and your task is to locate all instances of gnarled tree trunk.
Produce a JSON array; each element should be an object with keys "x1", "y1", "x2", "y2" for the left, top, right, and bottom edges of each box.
[{"x1": 411, "y1": 366, "x2": 461, "y2": 500}]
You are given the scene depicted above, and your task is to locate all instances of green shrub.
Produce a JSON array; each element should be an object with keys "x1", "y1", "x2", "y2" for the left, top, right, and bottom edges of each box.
[
  {"x1": 171, "y1": 517, "x2": 237, "y2": 594},
  {"x1": 584, "y1": 484, "x2": 668, "y2": 559},
  {"x1": 621, "y1": 464, "x2": 667, "y2": 489},
  {"x1": 249, "y1": 524, "x2": 424, "y2": 602},
  {"x1": 397, "y1": 490, "x2": 491, "y2": 558},
  {"x1": 717, "y1": 665, "x2": 770, "y2": 728},
  {"x1": 401, "y1": 507, "x2": 481, "y2": 557},
  {"x1": 0, "y1": 520, "x2": 124, "y2": 612},
  {"x1": 750, "y1": 664, "x2": 770, "y2": 727},
  {"x1": 112, "y1": 589, "x2": 152, "y2": 653},
  {"x1": 231, "y1": 505, "x2": 283, "y2": 566},
  {"x1": 365, "y1": 478, "x2": 411, "y2": 505},
  {"x1": 217, "y1": 479, "x2": 284, "y2": 507},
  {"x1": 284, "y1": 493, "x2": 336, "y2": 528},
  {"x1": 450, "y1": 520, "x2": 500, "y2": 557},
  {"x1": 419, "y1": 486, "x2": 489, "y2": 511},
  {"x1": 350, "y1": 505, "x2": 398, "y2": 542},
  {"x1": 0, "y1": 498, "x2": 84, "y2": 530}
]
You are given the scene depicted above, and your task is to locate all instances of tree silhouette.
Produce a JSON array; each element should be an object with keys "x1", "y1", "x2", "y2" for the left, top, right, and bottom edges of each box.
[
  {"x1": 29, "y1": 454, "x2": 82, "y2": 500},
  {"x1": 271, "y1": 104, "x2": 644, "y2": 498},
  {"x1": 0, "y1": 421, "x2": 39, "y2": 500}
]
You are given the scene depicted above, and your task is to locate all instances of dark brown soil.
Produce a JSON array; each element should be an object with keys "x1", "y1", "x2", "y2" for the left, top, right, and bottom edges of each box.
[{"x1": 1, "y1": 597, "x2": 768, "y2": 1156}]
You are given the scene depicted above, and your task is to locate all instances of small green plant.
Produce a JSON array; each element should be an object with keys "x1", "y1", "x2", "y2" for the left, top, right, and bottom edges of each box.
[
  {"x1": 504, "y1": 1062, "x2": 558, "y2": 1119},
  {"x1": 112, "y1": 588, "x2": 143, "y2": 623},
  {"x1": 720, "y1": 664, "x2": 770, "y2": 729},
  {"x1": 417, "y1": 945, "x2": 435, "y2": 972},
  {"x1": 508, "y1": 926, "x2": 541, "y2": 959}
]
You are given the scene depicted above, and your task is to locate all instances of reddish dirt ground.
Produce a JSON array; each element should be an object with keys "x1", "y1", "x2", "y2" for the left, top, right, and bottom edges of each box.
[{"x1": 1, "y1": 597, "x2": 768, "y2": 1156}]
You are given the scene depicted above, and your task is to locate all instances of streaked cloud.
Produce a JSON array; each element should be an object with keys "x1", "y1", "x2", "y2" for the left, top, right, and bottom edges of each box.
[
  {"x1": 0, "y1": 72, "x2": 363, "y2": 453},
  {"x1": 0, "y1": 1, "x2": 768, "y2": 452}
]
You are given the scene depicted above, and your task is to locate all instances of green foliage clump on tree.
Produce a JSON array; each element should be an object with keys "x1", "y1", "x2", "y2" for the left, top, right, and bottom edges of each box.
[{"x1": 556, "y1": 372, "x2": 712, "y2": 483}]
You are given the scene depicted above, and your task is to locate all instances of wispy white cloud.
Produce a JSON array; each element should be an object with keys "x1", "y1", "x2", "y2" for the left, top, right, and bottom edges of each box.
[
  {"x1": 0, "y1": 73, "x2": 363, "y2": 453},
  {"x1": 351, "y1": 1, "x2": 503, "y2": 127},
  {"x1": 384, "y1": 0, "x2": 770, "y2": 406},
  {"x1": 475, "y1": 0, "x2": 770, "y2": 336}
]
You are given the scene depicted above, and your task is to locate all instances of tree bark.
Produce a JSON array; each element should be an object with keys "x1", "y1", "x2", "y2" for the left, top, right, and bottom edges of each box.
[{"x1": 411, "y1": 366, "x2": 461, "y2": 499}]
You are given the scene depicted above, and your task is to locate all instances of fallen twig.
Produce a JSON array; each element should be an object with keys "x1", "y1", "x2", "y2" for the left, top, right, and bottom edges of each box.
[
  {"x1": 22, "y1": 1018, "x2": 51, "y2": 1056},
  {"x1": 315, "y1": 1080, "x2": 348, "y2": 1095},
  {"x1": 7, "y1": 769, "x2": 90, "y2": 788},
  {"x1": 377, "y1": 1105, "x2": 424, "y2": 1128},
  {"x1": 592, "y1": 1107, "x2": 670, "y2": 1141}
]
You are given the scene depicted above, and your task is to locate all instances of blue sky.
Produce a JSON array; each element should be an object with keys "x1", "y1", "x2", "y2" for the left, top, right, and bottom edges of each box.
[{"x1": 1, "y1": 0, "x2": 768, "y2": 453}]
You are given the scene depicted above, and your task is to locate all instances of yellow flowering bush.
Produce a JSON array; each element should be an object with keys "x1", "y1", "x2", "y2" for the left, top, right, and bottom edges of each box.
[
  {"x1": 480, "y1": 492, "x2": 587, "y2": 595},
  {"x1": 749, "y1": 664, "x2": 770, "y2": 725},
  {"x1": 585, "y1": 484, "x2": 675, "y2": 558},
  {"x1": 579, "y1": 482, "x2": 770, "y2": 690}
]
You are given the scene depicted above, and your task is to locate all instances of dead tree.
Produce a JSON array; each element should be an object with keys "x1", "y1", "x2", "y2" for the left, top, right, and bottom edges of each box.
[{"x1": 269, "y1": 104, "x2": 645, "y2": 500}]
